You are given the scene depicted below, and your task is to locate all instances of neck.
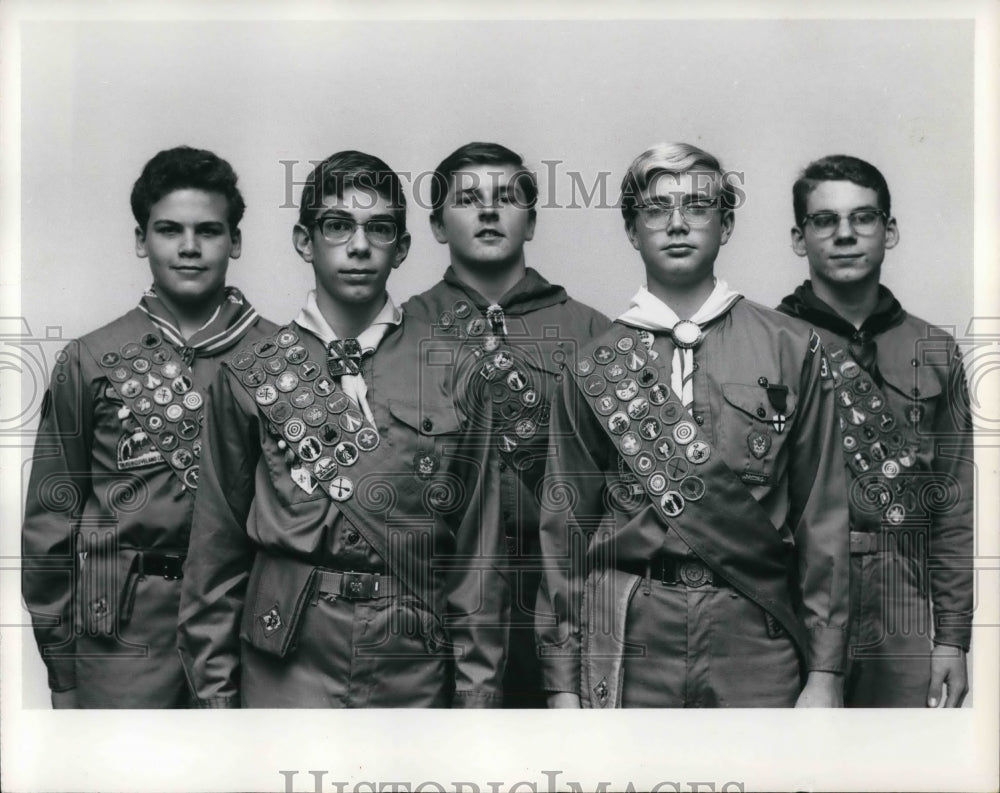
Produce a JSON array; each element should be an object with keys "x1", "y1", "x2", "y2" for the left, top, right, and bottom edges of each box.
[
  {"x1": 451, "y1": 256, "x2": 526, "y2": 304},
  {"x1": 646, "y1": 275, "x2": 716, "y2": 321},
  {"x1": 316, "y1": 289, "x2": 387, "y2": 340},
  {"x1": 809, "y1": 274, "x2": 880, "y2": 329},
  {"x1": 156, "y1": 288, "x2": 226, "y2": 340}
]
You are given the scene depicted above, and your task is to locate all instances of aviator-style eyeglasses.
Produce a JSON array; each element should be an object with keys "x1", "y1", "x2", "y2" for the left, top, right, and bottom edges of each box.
[{"x1": 801, "y1": 209, "x2": 887, "y2": 239}]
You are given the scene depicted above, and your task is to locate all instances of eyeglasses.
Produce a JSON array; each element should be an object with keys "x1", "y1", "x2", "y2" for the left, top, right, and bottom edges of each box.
[
  {"x1": 636, "y1": 199, "x2": 720, "y2": 229},
  {"x1": 315, "y1": 215, "x2": 399, "y2": 246},
  {"x1": 801, "y1": 209, "x2": 887, "y2": 238}
]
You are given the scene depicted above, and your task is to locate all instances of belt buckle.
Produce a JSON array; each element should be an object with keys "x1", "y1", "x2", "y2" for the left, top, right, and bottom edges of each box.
[
  {"x1": 160, "y1": 553, "x2": 184, "y2": 580},
  {"x1": 679, "y1": 561, "x2": 710, "y2": 588},
  {"x1": 341, "y1": 572, "x2": 375, "y2": 600}
]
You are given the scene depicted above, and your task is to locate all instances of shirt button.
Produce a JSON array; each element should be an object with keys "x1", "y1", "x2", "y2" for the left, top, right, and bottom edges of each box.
[
  {"x1": 757, "y1": 376, "x2": 768, "y2": 387},
  {"x1": 756, "y1": 407, "x2": 767, "y2": 418},
  {"x1": 422, "y1": 418, "x2": 433, "y2": 432},
  {"x1": 346, "y1": 531, "x2": 360, "y2": 544},
  {"x1": 911, "y1": 358, "x2": 919, "y2": 367},
  {"x1": 691, "y1": 362, "x2": 699, "y2": 371},
  {"x1": 694, "y1": 415, "x2": 704, "y2": 426}
]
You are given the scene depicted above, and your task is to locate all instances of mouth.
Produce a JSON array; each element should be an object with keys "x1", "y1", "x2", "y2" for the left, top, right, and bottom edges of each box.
[
  {"x1": 339, "y1": 269, "x2": 378, "y2": 279},
  {"x1": 172, "y1": 265, "x2": 207, "y2": 272},
  {"x1": 475, "y1": 228, "x2": 505, "y2": 240},
  {"x1": 829, "y1": 254, "x2": 864, "y2": 261},
  {"x1": 663, "y1": 243, "x2": 695, "y2": 255}
]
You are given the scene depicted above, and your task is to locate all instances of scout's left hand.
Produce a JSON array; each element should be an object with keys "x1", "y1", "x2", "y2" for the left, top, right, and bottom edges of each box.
[
  {"x1": 927, "y1": 645, "x2": 968, "y2": 708},
  {"x1": 794, "y1": 671, "x2": 843, "y2": 708}
]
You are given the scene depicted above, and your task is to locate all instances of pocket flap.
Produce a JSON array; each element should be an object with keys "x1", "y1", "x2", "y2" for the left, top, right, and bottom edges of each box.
[
  {"x1": 722, "y1": 383, "x2": 798, "y2": 421},
  {"x1": 239, "y1": 553, "x2": 316, "y2": 658},
  {"x1": 388, "y1": 400, "x2": 464, "y2": 436}
]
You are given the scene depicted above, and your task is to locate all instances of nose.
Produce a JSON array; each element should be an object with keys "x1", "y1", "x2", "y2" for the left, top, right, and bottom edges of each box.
[
  {"x1": 479, "y1": 203, "x2": 499, "y2": 220},
  {"x1": 345, "y1": 224, "x2": 371, "y2": 256},
  {"x1": 833, "y1": 215, "x2": 856, "y2": 241},
  {"x1": 666, "y1": 206, "x2": 689, "y2": 232},
  {"x1": 179, "y1": 229, "x2": 200, "y2": 256}
]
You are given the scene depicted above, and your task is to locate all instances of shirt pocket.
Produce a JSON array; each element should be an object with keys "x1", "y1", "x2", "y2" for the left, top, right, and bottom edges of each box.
[
  {"x1": 719, "y1": 382, "x2": 799, "y2": 486},
  {"x1": 881, "y1": 366, "x2": 944, "y2": 448}
]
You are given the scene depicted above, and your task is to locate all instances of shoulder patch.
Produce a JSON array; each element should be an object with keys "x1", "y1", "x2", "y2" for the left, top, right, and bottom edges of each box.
[{"x1": 809, "y1": 330, "x2": 821, "y2": 355}]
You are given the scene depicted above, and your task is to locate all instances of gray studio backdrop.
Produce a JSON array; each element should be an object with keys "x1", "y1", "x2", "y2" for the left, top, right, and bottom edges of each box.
[{"x1": 17, "y1": 18, "x2": 972, "y2": 706}]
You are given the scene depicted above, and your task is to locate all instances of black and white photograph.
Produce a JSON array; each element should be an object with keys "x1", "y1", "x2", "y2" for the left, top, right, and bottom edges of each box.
[{"x1": 1, "y1": 1, "x2": 997, "y2": 791}]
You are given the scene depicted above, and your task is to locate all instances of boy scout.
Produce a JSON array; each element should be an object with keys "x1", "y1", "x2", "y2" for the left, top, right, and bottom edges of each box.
[
  {"x1": 21, "y1": 146, "x2": 275, "y2": 708},
  {"x1": 177, "y1": 150, "x2": 508, "y2": 708},
  {"x1": 536, "y1": 142, "x2": 850, "y2": 708},
  {"x1": 777, "y1": 154, "x2": 973, "y2": 707},
  {"x1": 403, "y1": 142, "x2": 609, "y2": 707}
]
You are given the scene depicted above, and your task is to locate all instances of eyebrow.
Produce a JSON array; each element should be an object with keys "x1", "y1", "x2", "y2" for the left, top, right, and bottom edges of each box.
[
  {"x1": 810, "y1": 204, "x2": 880, "y2": 214},
  {"x1": 316, "y1": 210, "x2": 396, "y2": 222}
]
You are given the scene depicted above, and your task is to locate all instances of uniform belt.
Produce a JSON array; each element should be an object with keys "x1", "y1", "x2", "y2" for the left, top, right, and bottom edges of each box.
[
  {"x1": 850, "y1": 531, "x2": 890, "y2": 555},
  {"x1": 314, "y1": 569, "x2": 398, "y2": 601},
  {"x1": 137, "y1": 551, "x2": 186, "y2": 580},
  {"x1": 619, "y1": 555, "x2": 730, "y2": 589}
]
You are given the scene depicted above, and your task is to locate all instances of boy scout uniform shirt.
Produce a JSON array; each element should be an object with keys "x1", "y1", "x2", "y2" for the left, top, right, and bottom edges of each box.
[
  {"x1": 777, "y1": 282, "x2": 974, "y2": 652},
  {"x1": 403, "y1": 267, "x2": 610, "y2": 703},
  {"x1": 177, "y1": 315, "x2": 508, "y2": 708},
  {"x1": 535, "y1": 298, "x2": 851, "y2": 696},
  {"x1": 21, "y1": 302, "x2": 276, "y2": 701}
]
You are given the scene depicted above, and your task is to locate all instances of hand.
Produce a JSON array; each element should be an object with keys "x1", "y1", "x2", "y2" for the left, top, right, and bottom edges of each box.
[
  {"x1": 547, "y1": 692, "x2": 581, "y2": 708},
  {"x1": 794, "y1": 671, "x2": 843, "y2": 708},
  {"x1": 927, "y1": 644, "x2": 968, "y2": 707},
  {"x1": 50, "y1": 689, "x2": 77, "y2": 709}
]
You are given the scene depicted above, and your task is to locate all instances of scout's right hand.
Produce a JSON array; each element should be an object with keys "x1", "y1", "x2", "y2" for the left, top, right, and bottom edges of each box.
[
  {"x1": 51, "y1": 689, "x2": 77, "y2": 709},
  {"x1": 547, "y1": 692, "x2": 581, "y2": 708}
]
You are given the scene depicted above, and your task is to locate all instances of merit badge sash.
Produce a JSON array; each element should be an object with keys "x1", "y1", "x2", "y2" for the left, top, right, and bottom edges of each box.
[
  {"x1": 92, "y1": 312, "x2": 206, "y2": 491},
  {"x1": 571, "y1": 328, "x2": 808, "y2": 653},
  {"x1": 229, "y1": 325, "x2": 431, "y2": 590},
  {"x1": 823, "y1": 339, "x2": 922, "y2": 526}
]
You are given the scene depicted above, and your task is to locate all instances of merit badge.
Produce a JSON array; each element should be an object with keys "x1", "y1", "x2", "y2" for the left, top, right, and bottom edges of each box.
[
  {"x1": 860, "y1": 425, "x2": 878, "y2": 443},
  {"x1": 747, "y1": 429, "x2": 771, "y2": 459},
  {"x1": 299, "y1": 361, "x2": 321, "y2": 382},
  {"x1": 515, "y1": 419, "x2": 537, "y2": 440},
  {"x1": 326, "y1": 393, "x2": 350, "y2": 414},
  {"x1": 881, "y1": 460, "x2": 901, "y2": 479},
  {"x1": 885, "y1": 504, "x2": 906, "y2": 525},
  {"x1": 584, "y1": 375, "x2": 607, "y2": 396},
  {"x1": 165, "y1": 403, "x2": 184, "y2": 422},
  {"x1": 615, "y1": 336, "x2": 635, "y2": 354},
  {"x1": 120, "y1": 342, "x2": 141, "y2": 359},
  {"x1": 639, "y1": 416, "x2": 661, "y2": 440},
  {"x1": 840, "y1": 361, "x2": 860, "y2": 379},
  {"x1": 482, "y1": 335, "x2": 501, "y2": 352},
  {"x1": 183, "y1": 466, "x2": 200, "y2": 490},
  {"x1": 270, "y1": 402, "x2": 293, "y2": 424},
  {"x1": 153, "y1": 386, "x2": 173, "y2": 406},
  {"x1": 151, "y1": 348, "x2": 171, "y2": 364},
  {"x1": 318, "y1": 423, "x2": 342, "y2": 445},
  {"x1": 140, "y1": 332, "x2": 161, "y2": 349},
  {"x1": 648, "y1": 384, "x2": 670, "y2": 405},
  {"x1": 243, "y1": 368, "x2": 266, "y2": 387},
  {"x1": 276, "y1": 371, "x2": 299, "y2": 392},
  {"x1": 254, "y1": 339, "x2": 278, "y2": 358},
  {"x1": 356, "y1": 427, "x2": 380, "y2": 451},
  {"x1": 604, "y1": 363, "x2": 626, "y2": 383},
  {"x1": 298, "y1": 436, "x2": 323, "y2": 463},
  {"x1": 637, "y1": 368, "x2": 658, "y2": 388},
  {"x1": 283, "y1": 418, "x2": 306, "y2": 443},
  {"x1": 101, "y1": 351, "x2": 121, "y2": 367},
  {"x1": 867, "y1": 394, "x2": 885, "y2": 412},
  {"x1": 313, "y1": 376, "x2": 335, "y2": 397},
  {"x1": 183, "y1": 392, "x2": 203, "y2": 411},
  {"x1": 438, "y1": 311, "x2": 455, "y2": 329},
  {"x1": 467, "y1": 318, "x2": 485, "y2": 336},
  {"x1": 328, "y1": 476, "x2": 355, "y2": 502},
  {"x1": 171, "y1": 448, "x2": 194, "y2": 469},
  {"x1": 303, "y1": 405, "x2": 326, "y2": 427},
  {"x1": 133, "y1": 396, "x2": 153, "y2": 415},
  {"x1": 290, "y1": 465, "x2": 318, "y2": 494},
  {"x1": 576, "y1": 357, "x2": 595, "y2": 376},
  {"x1": 506, "y1": 370, "x2": 528, "y2": 392},
  {"x1": 685, "y1": 440, "x2": 710, "y2": 464},
  {"x1": 109, "y1": 366, "x2": 130, "y2": 382},
  {"x1": 144, "y1": 414, "x2": 165, "y2": 433},
  {"x1": 837, "y1": 388, "x2": 854, "y2": 407},
  {"x1": 679, "y1": 476, "x2": 706, "y2": 501},
  {"x1": 853, "y1": 377, "x2": 873, "y2": 395},
  {"x1": 653, "y1": 438, "x2": 674, "y2": 460},
  {"x1": 494, "y1": 351, "x2": 514, "y2": 370},
  {"x1": 671, "y1": 421, "x2": 696, "y2": 445},
  {"x1": 255, "y1": 384, "x2": 278, "y2": 406},
  {"x1": 231, "y1": 350, "x2": 255, "y2": 371},
  {"x1": 171, "y1": 375, "x2": 193, "y2": 395},
  {"x1": 276, "y1": 328, "x2": 299, "y2": 348},
  {"x1": 285, "y1": 345, "x2": 308, "y2": 365},
  {"x1": 177, "y1": 417, "x2": 200, "y2": 440},
  {"x1": 878, "y1": 413, "x2": 895, "y2": 432},
  {"x1": 159, "y1": 432, "x2": 179, "y2": 451},
  {"x1": 454, "y1": 300, "x2": 472, "y2": 319},
  {"x1": 339, "y1": 409, "x2": 364, "y2": 434},
  {"x1": 162, "y1": 360, "x2": 183, "y2": 379},
  {"x1": 898, "y1": 447, "x2": 917, "y2": 468},
  {"x1": 607, "y1": 412, "x2": 630, "y2": 435},
  {"x1": 594, "y1": 346, "x2": 615, "y2": 365},
  {"x1": 333, "y1": 441, "x2": 359, "y2": 466},
  {"x1": 870, "y1": 441, "x2": 888, "y2": 462},
  {"x1": 142, "y1": 372, "x2": 163, "y2": 390},
  {"x1": 634, "y1": 452, "x2": 655, "y2": 475},
  {"x1": 647, "y1": 472, "x2": 668, "y2": 495},
  {"x1": 264, "y1": 356, "x2": 287, "y2": 375},
  {"x1": 848, "y1": 406, "x2": 867, "y2": 426},
  {"x1": 615, "y1": 379, "x2": 639, "y2": 402},
  {"x1": 660, "y1": 491, "x2": 685, "y2": 517},
  {"x1": 498, "y1": 434, "x2": 518, "y2": 454},
  {"x1": 908, "y1": 404, "x2": 924, "y2": 426},
  {"x1": 595, "y1": 395, "x2": 617, "y2": 416},
  {"x1": 659, "y1": 403, "x2": 683, "y2": 425},
  {"x1": 619, "y1": 432, "x2": 641, "y2": 456},
  {"x1": 771, "y1": 414, "x2": 787, "y2": 433},
  {"x1": 842, "y1": 434, "x2": 859, "y2": 452},
  {"x1": 625, "y1": 348, "x2": 647, "y2": 372},
  {"x1": 665, "y1": 456, "x2": 690, "y2": 481},
  {"x1": 313, "y1": 457, "x2": 337, "y2": 481},
  {"x1": 121, "y1": 379, "x2": 142, "y2": 398},
  {"x1": 499, "y1": 401, "x2": 521, "y2": 422},
  {"x1": 850, "y1": 452, "x2": 872, "y2": 474},
  {"x1": 627, "y1": 397, "x2": 650, "y2": 421},
  {"x1": 291, "y1": 388, "x2": 315, "y2": 409}
]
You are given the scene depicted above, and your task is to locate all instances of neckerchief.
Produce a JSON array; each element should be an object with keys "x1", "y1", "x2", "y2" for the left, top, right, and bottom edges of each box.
[
  {"x1": 776, "y1": 281, "x2": 906, "y2": 385},
  {"x1": 617, "y1": 280, "x2": 743, "y2": 408},
  {"x1": 293, "y1": 289, "x2": 401, "y2": 425},
  {"x1": 139, "y1": 286, "x2": 259, "y2": 365},
  {"x1": 441, "y1": 266, "x2": 569, "y2": 316}
]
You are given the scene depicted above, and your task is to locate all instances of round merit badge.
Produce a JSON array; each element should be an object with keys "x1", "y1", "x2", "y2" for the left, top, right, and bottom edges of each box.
[
  {"x1": 328, "y1": 476, "x2": 354, "y2": 502},
  {"x1": 356, "y1": 428, "x2": 380, "y2": 452},
  {"x1": 660, "y1": 491, "x2": 685, "y2": 517},
  {"x1": 671, "y1": 421, "x2": 696, "y2": 445}
]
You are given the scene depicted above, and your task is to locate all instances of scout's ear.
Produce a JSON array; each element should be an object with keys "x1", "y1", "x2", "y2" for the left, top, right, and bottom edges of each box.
[
  {"x1": 625, "y1": 219, "x2": 640, "y2": 251},
  {"x1": 883, "y1": 216, "x2": 899, "y2": 250},
  {"x1": 229, "y1": 227, "x2": 242, "y2": 260},
  {"x1": 429, "y1": 212, "x2": 449, "y2": 244},
  {"x1": 292, "y1": 224, "x2": 314, "y2": 264},
  {"x1": 718, "y1": 209, "x2": 735, "y2": 246},
  {"x1": 135, "y1": 226, "x2": 148, "y2": 258},
  {"x1": 392, "y1": 230, "x2": 412, "y2": 269},
  {"x1": 790, "y1": 225, "x2": 808, "y2": 257}
]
